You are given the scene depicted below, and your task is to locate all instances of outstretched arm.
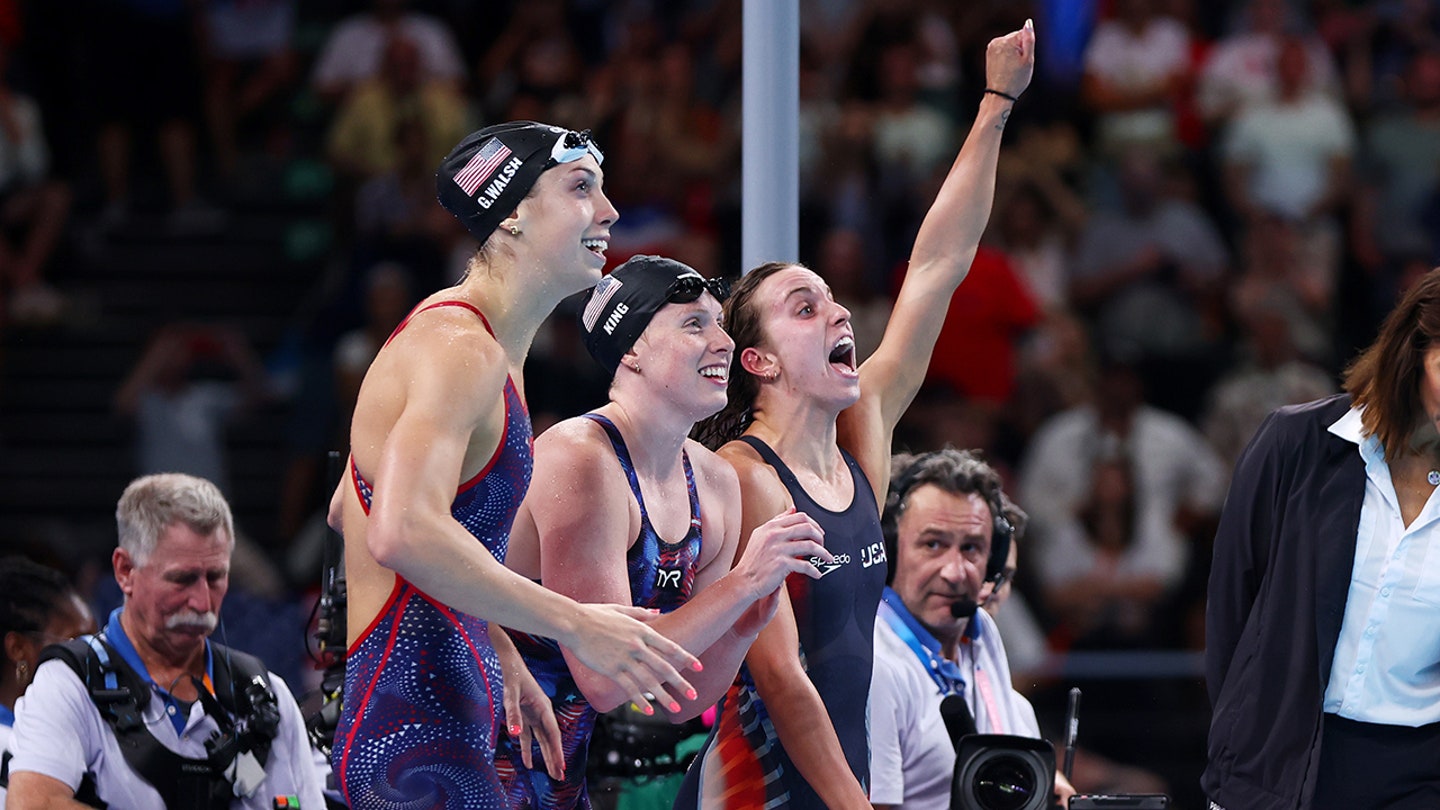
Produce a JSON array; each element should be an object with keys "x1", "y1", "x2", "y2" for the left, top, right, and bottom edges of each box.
[{"x1": 842, "y1": 21, "x2": 1036, "y2": 500}]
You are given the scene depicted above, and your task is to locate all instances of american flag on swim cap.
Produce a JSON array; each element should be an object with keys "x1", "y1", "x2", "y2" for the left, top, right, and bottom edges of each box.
[
  {"x1": 453, "y1": 138, "x2": 513, "y2": 196},
  {"x1": 582, "y1": 275, "x2": 623, "y2": 331}
]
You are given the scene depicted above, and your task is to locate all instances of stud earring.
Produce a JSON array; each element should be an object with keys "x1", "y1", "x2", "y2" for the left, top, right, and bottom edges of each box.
[
  {"x1": 630, "y1": 361, "x2": 641, "y2": 374},
  {"x1": 17, "y1": 659, "x2": 28, "y2": 684},
  {"x1": 508, "y1": 224, "x2": 521, "y2": 236}
]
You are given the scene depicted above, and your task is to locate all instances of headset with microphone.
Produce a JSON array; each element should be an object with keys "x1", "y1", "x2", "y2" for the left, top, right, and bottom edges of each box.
[{"x1": 881, "y1": 449, "x2": 1015, "y2": 593}]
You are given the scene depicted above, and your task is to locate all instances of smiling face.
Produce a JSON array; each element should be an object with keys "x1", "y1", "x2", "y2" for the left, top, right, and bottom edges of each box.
[
  {"x1": 627, "y1": 292, "x2": 733, "y2": 419},
  {"x1": 515, "y1": 155, "x2": 619, "y2": 295},
  {"x1": 744, "y1": 265, "x2": 858, "y2": 409},
  {"x1": 892, "y1": 484, "x2": 992, "y2": 648},
  {"x1": 115, "y1": 521, "x2": 231, "y2": 665}
]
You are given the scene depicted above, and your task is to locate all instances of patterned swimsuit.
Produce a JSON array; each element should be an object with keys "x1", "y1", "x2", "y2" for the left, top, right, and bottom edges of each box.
[
  {"x1": 333, "y1": 301, "x2": 533, "y2": 810},
  {"x1": 496, "y1": 413, "x2": 703, "y2": 809}
]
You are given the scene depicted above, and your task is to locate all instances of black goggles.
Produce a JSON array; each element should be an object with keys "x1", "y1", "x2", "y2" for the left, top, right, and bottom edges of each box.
[{"x1": 666, "y1": 275, "x2": 730, "y2": 304}]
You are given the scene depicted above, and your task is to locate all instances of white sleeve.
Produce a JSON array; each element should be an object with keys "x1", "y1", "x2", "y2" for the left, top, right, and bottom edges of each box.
[
  {"x1": 867, "y1": 652, "x2": 910, "y2": 805},
  {"x1": 263, "y1": 672, "x2": 328, "y2": 810},
  {"x1": 7, "y1": 659, "x2": 99, "y2": 790}
]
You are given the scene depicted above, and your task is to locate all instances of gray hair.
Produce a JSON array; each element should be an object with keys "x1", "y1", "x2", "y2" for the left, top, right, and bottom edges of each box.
[{"x1": 115, "y1": 474, "x2": 234, "y2": 565}]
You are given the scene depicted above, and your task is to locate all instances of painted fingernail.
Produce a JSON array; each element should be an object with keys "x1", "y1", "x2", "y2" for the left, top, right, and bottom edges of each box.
[
  {"x1": 692, "y1": 661, "x2": 704, "y2": 671},
  {"x1": 686, "y1": 688, "x2": 698, "y2": 700},
  {"x1": 669, "y1": 701, "x2": 682, "y2": 713},
  {"x1": 643, "y1": 703, "x2": 655, "y2": 716},
  {"x1": 509, "y1": 724, "x2": 521, "y2": 735},
  {"x1": 1025, "y1": 18, "x2": 1034, "y2": 29}
]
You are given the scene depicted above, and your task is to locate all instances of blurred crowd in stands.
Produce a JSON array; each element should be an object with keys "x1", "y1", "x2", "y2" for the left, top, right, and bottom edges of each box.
[{"x1": 1, "y1": 1, "x2": 1438, "y2": 795}]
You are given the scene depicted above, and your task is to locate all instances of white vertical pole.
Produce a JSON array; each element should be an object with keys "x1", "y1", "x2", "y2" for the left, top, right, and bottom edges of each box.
[{"x1": 741, "y1": 0, "x2": 799, "y2": 273}]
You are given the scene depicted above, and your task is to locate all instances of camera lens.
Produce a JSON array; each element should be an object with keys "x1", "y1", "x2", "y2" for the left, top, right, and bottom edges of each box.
[{"x1": 973, "y1": 754, "x2": 1037, "y2": 810}]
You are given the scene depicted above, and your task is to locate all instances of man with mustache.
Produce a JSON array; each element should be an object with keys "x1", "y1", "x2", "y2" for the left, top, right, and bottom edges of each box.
[{"x1": 5, "y1": 473, "x2": 324, "y2": 809}]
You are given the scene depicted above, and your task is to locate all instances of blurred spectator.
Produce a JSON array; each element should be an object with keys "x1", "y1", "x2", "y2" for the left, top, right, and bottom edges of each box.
[
  {"x1": 599, "y1": 38, "x2": 735, "y2": 264},
  {"x1": 1197, "y1": 0, "x2": 1340, "y2": 126},
  {"x1": 475, "y1": 0, "x2": 584, "y2": 121},
  {"x1": 325, "y1": 34, "x2": 471, "y2": 179},
  {"x1": 840, "y1": 0, "x2": 964, "y2": 118},
  {"x1": 1231, "y1": 212, "x2": 1337, "y2": 363},
  {"x1": 112, "y1": 324, "x2": 286, "y2": 597},
  {"x1": 88, "y1": 0, "x2": 220, "y2": 233},
  {"x1": 1081, "y1": 0, "x2": 1191, "y2": 157},
  {"x1": 1010, "y1": 308, "x2": 1096, "y2": 442},
  {"x1": 991, "y1": 124, "x2": 1089, "y2": 312},
  {"x1": 309, "y1": 0, "x2": 466, "y2": 104},
  {"x1": 352, "y1": 113, "x2": 463, "y2": 293},
  {"x1": 1222, "y1": 36, "x2": 1355, "y2": 311},
  {"x1": 1354, "y1": 48, "x2": 1440, "y2": 272},
  {"x1": 1341, "y1": 0, "x2": 1440, "y2": 111},
  {"x1": 0, "y1": 44, "x2": 72, "y2": 327},
  {"x1": 1031, "y1": 440, "x2": 1183, "y2": 649},
  {"x1": 201, "y1": 0, "x2": 297, "y2": 181},
  {"x1": 1069, "y1": 148, "x2": 1229, "y2": 368},
  {"x1": 870, "y1": 40, "x2": 957, "y2": 197},
  {"x1": 919, "y1": 245, "x2": 1042, "y2": 409},
  {"x1": 0, "y1": 555, "x2": 97, "y2": 805},
  {"x1": 981, "y1": 518, "x2": 1172, "y2": 797},
  {"x1": 1202, "y1": 299, "x2": 1335, "y2": 478},
  {"x1": 1018, "y1": 353, "x2": 1226, "y2": 637},
  {"x1": 796, "y1": 35, "x2": 845, "y2": 210},
  {"x1": 113, "y1": 323, "x2": 269, "y2": 498},
  {"x1": 333, "y1": 262, "x2": 416, "y2": 428}
]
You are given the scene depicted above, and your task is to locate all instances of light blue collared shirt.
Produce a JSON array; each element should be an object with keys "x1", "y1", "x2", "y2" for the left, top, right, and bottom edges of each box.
[{"x1": 1324, "y1": 407, "x2": 1440, "y2": 725}]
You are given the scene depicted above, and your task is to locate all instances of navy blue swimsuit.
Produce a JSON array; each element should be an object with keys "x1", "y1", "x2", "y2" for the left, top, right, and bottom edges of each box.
[
  {"x1": 497, "y1": 413, "x2": 704, "y2": 809},
  {"x1": 674, "y1": 436, "x2": 887, "y2": 809}
]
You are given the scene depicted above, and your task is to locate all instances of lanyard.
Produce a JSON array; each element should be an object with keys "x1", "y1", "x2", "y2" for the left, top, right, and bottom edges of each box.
[{"x1": 879, "y1": 588, "x2": 968, "y2": 697}]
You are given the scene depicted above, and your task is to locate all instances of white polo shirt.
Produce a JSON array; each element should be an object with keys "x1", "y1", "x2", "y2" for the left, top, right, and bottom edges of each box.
[{"x1": 869, "y1": 602, "x2": 1041, "y2": 809}]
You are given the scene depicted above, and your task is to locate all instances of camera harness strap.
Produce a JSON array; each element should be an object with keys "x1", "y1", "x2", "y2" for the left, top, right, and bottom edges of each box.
[{"x1": 0, "y1": 634, "x2": 278, "y2": 809}]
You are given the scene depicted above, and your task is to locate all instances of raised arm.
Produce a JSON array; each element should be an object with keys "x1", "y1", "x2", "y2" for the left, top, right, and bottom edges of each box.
[
  {"x1": 353, "y1": 317, "x2": 698, "y2": 713},
  {"x1": 723, "y1": 447, "x2": 872, "y2": 810},
  {"x1": 840, "y1": 22, "x2": 1035, "y2": 500}
]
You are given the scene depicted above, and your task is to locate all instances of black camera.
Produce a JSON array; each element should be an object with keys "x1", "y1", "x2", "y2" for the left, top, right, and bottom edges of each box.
[{"x1": 952, "y1": 734, "x2": 1057, "y2": 810}]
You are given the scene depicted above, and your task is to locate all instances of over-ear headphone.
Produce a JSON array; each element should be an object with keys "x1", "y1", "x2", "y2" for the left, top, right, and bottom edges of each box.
[{"x1": 882, "y1": 450, "x2": 1013, "y2": 586}]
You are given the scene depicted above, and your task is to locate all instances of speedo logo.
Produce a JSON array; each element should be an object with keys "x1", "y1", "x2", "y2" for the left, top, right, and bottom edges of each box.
[{"x1": 809, "y1": 554, "x2": 851, "y2": 577}]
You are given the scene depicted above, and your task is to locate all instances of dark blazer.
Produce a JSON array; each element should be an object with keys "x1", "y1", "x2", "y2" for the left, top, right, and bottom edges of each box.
[{"x1": 1203, "y1": 394, "x2": 1365, "y2": 810}]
